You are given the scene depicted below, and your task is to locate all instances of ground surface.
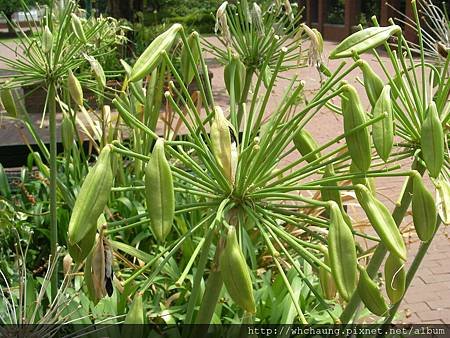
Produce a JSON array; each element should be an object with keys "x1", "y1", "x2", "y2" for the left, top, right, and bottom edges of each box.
[{"x1": 0, "y1": 37, "x2": 449, "y2": 324}]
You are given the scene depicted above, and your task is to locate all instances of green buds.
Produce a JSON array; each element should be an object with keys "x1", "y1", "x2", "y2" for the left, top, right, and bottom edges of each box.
[
  {"x1": 224, "y1": 53, "x2": 246, "y2": 101},
  {"x1": 328, "y1": 202, "x2": 358, "y2": 301},
  {"x1": 67, "y1": 70, "x2": 83, "y2": 106},
  {"x1": 42, "y1": 25, "x2": 53, "y2": 54},
  {"x1": 210, "y1": 106, "x2": 233, "y2": 183},
  {"x1": 384, "y1": 253, "x2": 406, "y2": 304},
  {"x1": 421, "y1": 102, "x2": 444, "y2": 178},
  {"x1": 355, "y1": 184, "x2": 407, "y2": 261},
  {"x1": 124, "y1": 293, "x2": 144, "y2": 324},
  {"x1": 70, "y1": 13, "x2": 87, "y2": 43},
  {"x1": 130, "y1": 23, "x2": 182, "y2": 82},
  {"x1": 61, "y1": 113, "x2": 74, "y2": 153},
  {"x1": 293, "y1": 128, "x2": 321, "y2": 163},
  {"x1": 68, "y1": 145, "x2": 113, "y2": 263},
  {"x1": 85, "y1": 55, "x2": 106, "y2": 90},
  {"x1": 180, "y1": 32, "x2": 200, "y2": 85},
  {"x1": 319, "y1": 248, "x2": 337, "y2": 300},
  {"x1": 359, "y1": 60, "x2": 384, "y2": 107},
  {"x1": 372, "y1": 85, "x2": 394, "y2": 162},
  {"x1": 341, "y1": 84, "x2": 372, "y2": 172},
  {"x1": 145, "y1": 138, "x2": 175, "y2": 242},
  {"x1": 220, "y1": 226, "x2": 256, "y2": 313},
  {"x1": 412, "y1": 172, "x2": 437, "y2": 242},
  {"x1": 357, "y1": 265, "x2": 389, "y2": 316},
  {"x1": 330, "y1": 25, "x2": 401, "y2": 59},
  {"x1": 0, "y1": 87, "x2": 18, "y2": 118}
]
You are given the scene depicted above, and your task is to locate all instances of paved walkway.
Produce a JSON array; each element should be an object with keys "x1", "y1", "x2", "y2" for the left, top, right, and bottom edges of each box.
[{"x1": 1, "y1": 37, "x2": 449, "y2": 324}]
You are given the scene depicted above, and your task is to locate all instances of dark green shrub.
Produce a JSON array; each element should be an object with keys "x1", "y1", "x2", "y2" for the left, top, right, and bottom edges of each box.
[{"x1": 166, "y1": 11, "x2": 215, "y2": 34}]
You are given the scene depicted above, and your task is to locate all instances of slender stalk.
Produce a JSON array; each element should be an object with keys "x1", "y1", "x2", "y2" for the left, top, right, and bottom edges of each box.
[
  {"x1": 48, "y1": 81, "x2": 58, "y2": 301},
  {"x1": 339, "y1": 161, "x2": 425, "y2": 323},
  {"x1": 184, "y1": 223, "x2": 216, "y2": 324},
  {"x1": 237, "y1": 67, "x2": 254, "y2": 127},
  {"x1": 194, "y1": 240, "x2": 224, "y2": 326}
]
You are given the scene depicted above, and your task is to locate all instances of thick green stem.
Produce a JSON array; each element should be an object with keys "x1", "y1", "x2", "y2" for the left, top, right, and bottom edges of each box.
[
  {"x1": 383, "y1": 217, "x2": 442, "y2": 323},
  {"x1": 48, "y1": 81, "x2": 58, "y2": 300},
  {"x1": 184, "y1": 224, "x2": 216, "y2": 324},
  {"x1": 339, "y1": 161, "x2": 425, "y2": 323},
  {"x1": 237, "y1": 67, "x2": 254, "y2": 127},
  {"x1": 194, "y1": 270, "x2": 223, "y2": 324}
]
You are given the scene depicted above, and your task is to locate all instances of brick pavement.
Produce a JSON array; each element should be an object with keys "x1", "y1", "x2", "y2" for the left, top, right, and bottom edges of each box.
[{"x1": 400, "y1": 229, "x2": 450, "y2": 324}]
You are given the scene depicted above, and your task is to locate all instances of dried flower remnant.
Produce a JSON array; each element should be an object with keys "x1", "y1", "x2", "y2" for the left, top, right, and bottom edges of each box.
[{"x1": 215, "y1": 2, "x2": 232, "y2": 46}]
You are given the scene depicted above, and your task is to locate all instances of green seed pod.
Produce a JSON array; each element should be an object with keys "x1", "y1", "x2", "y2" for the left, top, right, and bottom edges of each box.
[
  {"x1": 436, "y1": 179, "x2": 450, "y2": 225},
  {"x1": 220, "y1": 226, "x2": 256, "y2": 313},
  {"x1": 69, "y1": 221, "x2": 97, "y2": 264},
  {"x1": 68, "y1": 145, "x2": 113, "y2": 262},
  {"x1": 70, "y1": 13, "x2": 87, "y2": 43},
  {"x1": 61, "y1": 114, "x2": 74, "y2": 153},
  {"x1": 359, "y1": 60, "x2": 384, "y2": 107},
  {"x1": 293, "y1": 128, "x2": 321, "y2": 163},
  {"x1": 124, "y1": 293, "x2": 144, "y2": 324},
  {"x1": 319, "y1": 248, "x2": 337, "y2": 300},
  {"x1": 355, "y1": 184, "x2": 407, "y2": 261},
  {"x1": 328, "y1": 202, "x2": 358, "y2": 302},
  {"x1": 31, "y1": 152, "x2": 50, "y2": 178},
  {"x1": 224, "y1": 53, "x2": 246, "y2": 100},
  {"x1": 341, "y1": 85, "x2": 372, "y2": 172},
  {"x1": 421, "y1": 102, "x2": 444, "y2": 178},
  {"x1": 372, "y1": 85, "x2": 393, "y2": 162},
  {"x1": 42, "y1": 25, "x2": 53, "y2": 54},
  {"x1": 86, "y1": 56, "x2": 106, "y2": 90},
  {"x1": 145, "y1": 138, "x2": 175, "y2": 242},
  {"x1": 0, "y1": 87, "x2": 18, "y2": 118},
  {"x1": 210, "y1": 106, "x2": 232, "y2": 182},
  {"x1": 412, "y1": 173, "x2": 437, "y2": 242},
  {"x1": 0, "y1": 163, "x2": 11, "y2": 199},
  {"x1": 121, "y1": 292, "x2": 145, "y2": 338},
  {"x1": 130, "y1": 23, "x2": 182, "y2": 82},
  {"x1": 67, "y1": 70, "x2": 83, "y2": 106},
  {"x1": 180, "y1": 31, "x2": 200, "y2": 85},
  {"x1": 384, "y1": 252, "x2": 406, "y2": 304},
  {"x1": 357, "y1": 265, "x2": 389, "y2": 316},
  {"x1": 330, "y1": 25, "x2": 401, "y2": 59}
]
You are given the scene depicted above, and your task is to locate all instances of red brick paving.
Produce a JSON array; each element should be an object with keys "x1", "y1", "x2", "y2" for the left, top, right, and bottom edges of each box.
[{"x1": 399, "y1": 228, "x2": 450, "y2": 324}]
